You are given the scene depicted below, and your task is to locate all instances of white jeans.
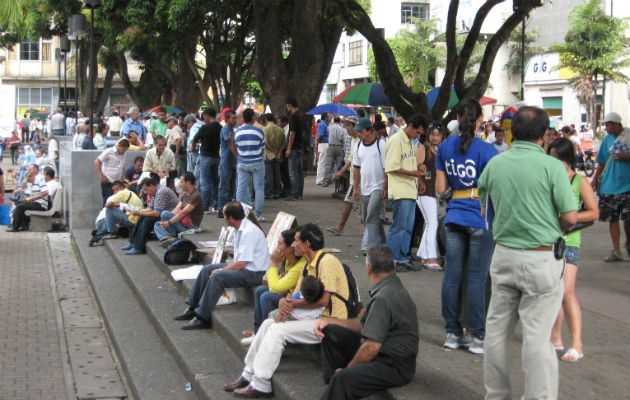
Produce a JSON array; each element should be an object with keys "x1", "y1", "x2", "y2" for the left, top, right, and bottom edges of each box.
[
  {"x1": 315, "y1": 143, "x2": 329, "y2": 184},
  {"x1": 416, "y1": 195, "x2": 440, "y2": 259},
  {"x1": 241, "y1": 318, "x2": 321, "y2": 393}
]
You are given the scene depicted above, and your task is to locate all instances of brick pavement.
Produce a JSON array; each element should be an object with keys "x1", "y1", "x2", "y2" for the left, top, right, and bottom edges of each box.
[
  {"x1": 0, "y1": 231, "x2": 70, "y2": 400},
  {"x1": 0, "y1": 230, "x2": 128, "y2": 400}
]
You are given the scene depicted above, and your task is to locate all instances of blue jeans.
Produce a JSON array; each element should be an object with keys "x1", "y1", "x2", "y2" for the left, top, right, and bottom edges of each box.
[
  {"x1": 93, "y1": 208, "x2": 133, "y2": 241},
  {"x1": 361, "y1": 190, "x2": 385, "y2": 251},
  {"x1": 197, "y1": 155, "x2": 219, "y2": 210},
  {"x1": 386, "y1": 199, "x2": 416, "y2": 262},
  {"x1": 186, "y1": 264, "x2": 265, "y2": 321},
  {"x1": 153, "y1": 210, "x2": 193, "y2": 240},
  {"x1": 187, "y1": 152, "x2": 198, "y2": 173},
  {"x1": 253, "y1": 285, "x2": 282, "y2": 332},
  {"x1": 288, "y1": 150, "x2": 304, "y2": 198},
  {"x1": 442, "y1": 224, "x2": 494, "y2": 339},
  {"x1": 236, "y1": 161, "x2": 265, "y2": 217},
  {"x1": 217, "y1": 160, "x2": 236, "y2": 213}
]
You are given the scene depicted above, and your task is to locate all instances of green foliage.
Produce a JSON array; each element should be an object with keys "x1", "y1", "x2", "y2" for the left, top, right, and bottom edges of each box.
[
  {"x1": 550, "y1": 0, "x2": 630, "y2": 125},
  {"x1": 504, "y1": 26, "x2": 544, "y2": 75},
  {"x1": 247, "y1": 81, "x2": 266, "y2": 104},
  {"x1": 455, "y1": 34, "x2": 487, "y2": 88},
  {"x1": 367, "y1": 18, "x2": 444, "y2": 92}
]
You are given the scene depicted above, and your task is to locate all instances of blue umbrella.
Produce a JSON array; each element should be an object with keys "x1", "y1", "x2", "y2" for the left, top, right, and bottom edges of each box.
[
  {"x1": 426, "y1": 86, "x2": 459, "y2": 110},
  {"x1": 307, "y1": 103, "x2": 357, "y2": 116}
]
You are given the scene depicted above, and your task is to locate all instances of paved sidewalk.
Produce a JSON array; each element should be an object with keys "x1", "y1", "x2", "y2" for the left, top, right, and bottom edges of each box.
[{"x1": 0, "y1": 231, "x2": 128, "y2": 400}]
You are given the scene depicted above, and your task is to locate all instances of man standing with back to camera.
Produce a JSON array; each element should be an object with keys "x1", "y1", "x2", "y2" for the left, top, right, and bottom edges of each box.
[{"x1": 478, "y1": 106, "x2": 577, "y2": 400}]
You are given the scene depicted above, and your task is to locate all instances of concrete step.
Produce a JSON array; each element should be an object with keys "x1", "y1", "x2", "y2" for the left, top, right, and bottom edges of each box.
[
  {"x1": 77, "y1": 227, "x2": 481, "y2": 400},
  {"x1": 72, "y1": 230, "x2": 201, "y2": 400},
  {"x1": 102, "y1": 235, "x2": 329, "y2": 400}
]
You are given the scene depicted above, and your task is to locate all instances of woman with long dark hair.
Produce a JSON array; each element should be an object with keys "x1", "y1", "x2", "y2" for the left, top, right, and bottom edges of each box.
[
  {"x1": 435, "y1": 99, "x2": 498, "y2": 355},
  {"x1": 548, "y1": 138, "x2": 598, "y2": 362}
]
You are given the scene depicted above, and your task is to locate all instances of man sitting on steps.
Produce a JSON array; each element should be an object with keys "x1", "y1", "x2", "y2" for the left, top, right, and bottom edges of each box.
[
  {"x1": 223, "y1": 223, "x2": 350, "y2": 398},
  {"x1": 316, "y1": 244, "x2": 419, "y2": 400},
  {"x1": 175, "y1": 202, "x2": 269, "y2": 330}
]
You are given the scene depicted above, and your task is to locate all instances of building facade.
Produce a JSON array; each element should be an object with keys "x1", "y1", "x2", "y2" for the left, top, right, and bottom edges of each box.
[{"x1": 0, "y1": 36, "x2": 141, "y2": 136}]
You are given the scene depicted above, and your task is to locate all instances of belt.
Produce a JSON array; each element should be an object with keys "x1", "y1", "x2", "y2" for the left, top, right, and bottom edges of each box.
[
  {"x1": 328, "y1": 143, "x2": 343, "y2": 146},
  {"x1": 451, "y1": 188, "x2": 478, "y2": 200},
  {"x1": 506, "y1": 245, "x2": 553, "y2": 251}
]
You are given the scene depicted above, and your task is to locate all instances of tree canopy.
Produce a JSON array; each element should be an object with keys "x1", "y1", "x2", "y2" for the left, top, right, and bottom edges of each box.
[{"x1": 550, "y1": 0, "x2": 630, "y2": 128}]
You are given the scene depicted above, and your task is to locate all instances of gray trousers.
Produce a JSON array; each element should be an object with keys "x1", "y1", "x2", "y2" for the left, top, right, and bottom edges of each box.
[
  {"x1": 321, "y1": 144, "x2": 345, "y2": 185},
  {"x1": 361, "y1": 189, "x2": 386, "y2": 251},
  {"x1": 484, "y1": 244, "x2": 564, "y2": 400},
  {"x1": 186, "y1": 264, "x2": 265, "y2": 321}
]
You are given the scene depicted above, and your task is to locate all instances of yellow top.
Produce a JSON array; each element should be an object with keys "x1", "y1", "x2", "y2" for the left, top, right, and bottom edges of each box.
[
  {"x1": 296, "y1": 250, "x2": 349, "y2": 320},
  {"x1": 110, "y1": 188, "x2": 143, "y2": 224},
  {"x1": 265, "y1": 257, "x2": 306, "y2": 295},
  {"x1": 385, "y1": 130, "x2": 417, "y2": 200}
]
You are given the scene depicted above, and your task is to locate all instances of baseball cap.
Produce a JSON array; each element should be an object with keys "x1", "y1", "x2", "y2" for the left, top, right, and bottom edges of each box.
[
  {"x1": 166, "y1": 116, "x2": 177, "y2": 123},
  {"x1": 355, "y1": 117, "x2": 372, "y2": 132},
  {"x1": 344, "y1": 116, "x2": 358, "y2": 126},
  {"x1": 603, "y1": 112, "x2": 622, "y2": 124},
  {"x1": 150, "y1": 112, "x2": 158, "y2": 118},
  {"x1": 183, "y1": 114, "x2": 197, "y2": 124}
]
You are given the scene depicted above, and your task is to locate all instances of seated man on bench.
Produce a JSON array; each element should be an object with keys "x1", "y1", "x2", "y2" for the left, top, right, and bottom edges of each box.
[
  {"x1": 7, "y1": 165, "x2": 57, "y2": 232},
  {"x1": 175, "y1": 201, "x2": 269, "y2": 330}
]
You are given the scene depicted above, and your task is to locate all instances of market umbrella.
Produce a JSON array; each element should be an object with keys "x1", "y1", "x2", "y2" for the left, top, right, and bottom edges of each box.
[
  {"x1": 426, "y1": 86, "x2": 459, "y2": 110},
  {"x1": 307, "y1": 103, "x2": 357, "y2": 116},
  {"x1": 149, "y1": 105, "x2": 182, "y2": 114},
  {"x1": 480, "y1": 96, "x2": 497, "y2": 106},
  {"x1": 333, "y1": 83, "x2": 390, "y2": 106}
]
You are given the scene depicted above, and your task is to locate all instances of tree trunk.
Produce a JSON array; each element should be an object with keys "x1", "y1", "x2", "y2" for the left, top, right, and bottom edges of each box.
[
  {"x1": 95, "y1": 64, "x2": 115, "y2": 115},
  {"x1": 252, "y1": 0, "x2": 344, "y2": 115},
  {"x1": 171, "y1": 57, "x2": 202, "y2": 113}
]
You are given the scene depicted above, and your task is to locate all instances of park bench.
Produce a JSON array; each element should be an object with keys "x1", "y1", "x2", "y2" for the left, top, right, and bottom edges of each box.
[{"x1": 25, "y1": 184, "x2": 64, "y2": 232}]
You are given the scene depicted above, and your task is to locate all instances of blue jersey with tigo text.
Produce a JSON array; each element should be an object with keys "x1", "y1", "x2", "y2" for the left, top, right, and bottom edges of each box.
[{"x1": 436, "y1": 135, "x2": 498, "y2": 229}]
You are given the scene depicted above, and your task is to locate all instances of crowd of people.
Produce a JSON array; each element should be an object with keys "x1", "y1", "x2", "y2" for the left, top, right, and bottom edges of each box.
[{"x1": 2, "y1": 94, "x2": 629, "y2": 400}]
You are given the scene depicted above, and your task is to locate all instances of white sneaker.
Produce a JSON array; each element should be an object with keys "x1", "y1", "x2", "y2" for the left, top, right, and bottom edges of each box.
[
  {"x1": 444, "y1": 333, "x2": 471, "y2": 350},
  {"x1": 468, "y1": 337, "x2": 484, "y2": 355},
  {"x1": 240, "y1": 336, "x2": 254, "y2": 346},
  {"x1": 257, "y1": 215, "x2": 266, "y2": 222},
  {"x1": 204, "y1": 207, "x2": 216, "y2": 214}
]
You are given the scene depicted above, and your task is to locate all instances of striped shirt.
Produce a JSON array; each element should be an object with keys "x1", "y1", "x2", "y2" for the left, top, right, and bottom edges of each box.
[
  {"x1": 235, "y1": 124, "x2": 265, "y2": 164},
  {"x1": 97, "y1": 146, "x2": 126, "y2": 183},
  {"x1": 150, "y1": 185, "x2": 179, "y2": 213}
]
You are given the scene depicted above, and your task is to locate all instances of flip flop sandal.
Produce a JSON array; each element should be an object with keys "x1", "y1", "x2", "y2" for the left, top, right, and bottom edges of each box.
[
  {"x1": 561, "y1": 347, "x2": 583, "y2": 362},
  {"x1": 325, "y1": 227, "x2": 342, "y2": 236},
  {"x1": 553, "y1": 345, "x2": 565, "y2": 351},
  {"x1": 423, "y1": 263, "x2": 444, "y2": 272}
]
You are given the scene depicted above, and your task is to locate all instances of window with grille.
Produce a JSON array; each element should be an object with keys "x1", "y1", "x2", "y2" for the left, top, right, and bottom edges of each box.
[
  {"x1": 401, "y1": 3, "x2": 429, "y2": 24},
  {"x1": 348, "y1": 40, "x2": 362, "y2": 66},
  {"x1": 19, "y1": 40, "x2": 40, "y2": 61}
]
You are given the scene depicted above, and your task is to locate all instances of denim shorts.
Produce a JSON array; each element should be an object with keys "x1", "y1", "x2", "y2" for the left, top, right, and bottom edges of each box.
[{"x1": 564, "y1": 245, "x2": 581, "y2": 267}]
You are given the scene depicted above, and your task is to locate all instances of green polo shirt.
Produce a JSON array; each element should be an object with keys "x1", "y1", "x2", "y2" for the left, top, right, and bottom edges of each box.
[
  {"x1": 361, "y1": 274, "x2": 419, "y2": 366},
  {"x1": 477, "y1": 140, "x2": 576, "y2": 249}
]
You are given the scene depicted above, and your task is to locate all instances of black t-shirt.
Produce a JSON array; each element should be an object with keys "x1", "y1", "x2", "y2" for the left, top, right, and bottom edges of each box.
[
  {"x1": 194, "y1": 121, "x2": 222, "y2": 157},
  {"x1": 125, "y1": 166, "x2": 141, "y2": 182},
  {"x1": 289, "y1": 112, "x2": 305, "y2": 151}
]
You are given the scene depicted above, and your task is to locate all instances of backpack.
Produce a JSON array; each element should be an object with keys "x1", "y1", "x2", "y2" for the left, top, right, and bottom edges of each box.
[
  {"x1": 303, "y1": 252, "x2": 362, "y2": 318},
  {"x1": 163, "y1": 239, "x2": 199, "y2": 265}
]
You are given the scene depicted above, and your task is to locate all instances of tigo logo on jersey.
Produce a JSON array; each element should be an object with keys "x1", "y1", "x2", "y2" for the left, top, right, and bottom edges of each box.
[{"x1": 444, "y1": 159, "x2": 477, "y2": 187}]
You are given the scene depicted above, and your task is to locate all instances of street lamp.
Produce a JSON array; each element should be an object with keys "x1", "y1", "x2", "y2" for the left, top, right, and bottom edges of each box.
[
  {"x1": 83, "y1": 0, "x2": 101, "y2": 135},
  {"x1": 60, "y1": 34, "x2": 71, "y2": 129},
  {"x1": 69, "y1": 14, "x2": 86, "y2": 133}
]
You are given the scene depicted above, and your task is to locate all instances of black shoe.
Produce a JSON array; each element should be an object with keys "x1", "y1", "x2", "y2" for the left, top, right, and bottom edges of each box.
[
  {"x1": 91, "y1": 228, "x2": 98, "y2": 236},
  {"x1": 181, "y1": 316, "x2": 212, "y2": 330},
  {"x1": 174, "y1": 308, "x2": 196, "y2": 321},
  {"x1": 88, "y1": 238, "x2": 97, "y2": 247},
  {"x1": 6, "y1": 227, "x2": 20, "y2": 232},
  {"x1": 217, "y1": 212, "x2": 224, "y2": 219}
]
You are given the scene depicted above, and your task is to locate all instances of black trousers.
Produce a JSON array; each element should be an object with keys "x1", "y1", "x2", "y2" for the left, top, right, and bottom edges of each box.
[
  {"x1": 128, "y1": 216, "x2": 159, "y2": 252},
  {"x1": 12, "y1": 202, "x2": 46, "y2": 229},
  {"x1": 101, "y1": 182, "x2": 114, "y2": 206},
  {"x1": 320, "y1": 325, "x2": 414, "y2": 400},
  {"x1": 279, "y1": 155, "x2": 291, "y2": 196}
]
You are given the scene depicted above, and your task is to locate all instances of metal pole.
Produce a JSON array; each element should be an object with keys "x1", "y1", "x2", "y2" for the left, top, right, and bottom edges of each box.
[
  {"x1": 63, "y1": 52, "x2": 68, "y2": 119},
  {"x1": 89, "y1": 7, "x2": 95, "y2": 135},
  {"x1": 520, "y1": 17, "x2": 526, "y2": 101},
  {"x1": 75, "y1": 39, "x2": 79, "y2": 132}
]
